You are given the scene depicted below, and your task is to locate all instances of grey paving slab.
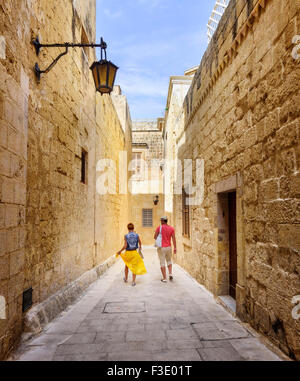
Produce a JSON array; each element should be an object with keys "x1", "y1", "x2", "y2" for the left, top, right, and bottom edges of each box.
[
  {"x1": 55, "y1": 343, "x2": 106, "y2": 355},
  {"x1": 104, "y1": 301, "x2": 146, "y2": 313},
  {"x1": 167, "y1": 339, "x2": 204, "y2": 350},
  {"x1": 201, "y1": 340, "x2": 234, "y2": 348},
  {"x1": 197, "y1": 347, "x2": 244, "y2": 361},
  {"x1": 229, "y1": 338, "x2": 283, "y2": 361},
  {"x1": 192, "y1": 320, "x2": 251, "y2": 341},
  {"x1": 103, "y1": 341, "x2": 144, "y2": 353},
  {"x1": 25, "y1": 333, "x2": 71, "y2": 346},
  {"x1": 53, "y1": 353, "x2": 108, "y2": 361},
  {"x1": 166, "y1": 328, "x2": 199, "y2": 341},
  {"x1": 126, "y1": 329, "x2": 166, "y2": 342},
  {"x1": 107, "y1": 351, "x2": 154, "y2": 361},
  {"x1": 145, "y1": 322, "x2": 169, "y2": 331},
  {"x1": 44, "y1": 322, "x2": 81, "y2": 334},
  {"x1": 125, "y1": 323, "x2": 146, "y2": 331},
  {"x1": 63, "y1": 333, "x2": 97, "y2": 345},
  {"x1": 139, "y1": 340, "x2": 169, "y2": 352},
  {"x1": 13, "y1": 248, "x2": 286, "y2": 361},
  {"x1": 94, "y1": 331, "x2": 126, "y2": 343},
  {"x1": 169, "y1": 318, "x2": 191, "y2": 329},
  {"x1": 152, "y1": 349, "x2": 202, "y2": 361}
]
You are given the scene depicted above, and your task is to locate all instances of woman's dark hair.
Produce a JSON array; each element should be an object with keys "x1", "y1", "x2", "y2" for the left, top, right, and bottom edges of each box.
[{"x1": 127, "y1": 223, "x2": 134, "y2": 230}]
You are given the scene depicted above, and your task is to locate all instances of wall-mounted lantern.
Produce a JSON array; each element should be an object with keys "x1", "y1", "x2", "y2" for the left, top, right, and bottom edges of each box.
[
  {"x1": 90, "y1": 39, "x2": 119, "y2": 94},
  {"x1": 32, "y1": 36, "x2": 118, "y2": 95},
  {"x1": 153, "y1": 195, "x2": 159, "y2": 206}
]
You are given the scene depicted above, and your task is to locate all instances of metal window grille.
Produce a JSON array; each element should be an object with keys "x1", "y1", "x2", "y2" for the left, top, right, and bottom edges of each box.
[
  {"x1": 182, "y1": 188, "x2": 190, "y2": 237},
  {"x1": 142, "y1": 209, "x2": 153, "y2": 227}
]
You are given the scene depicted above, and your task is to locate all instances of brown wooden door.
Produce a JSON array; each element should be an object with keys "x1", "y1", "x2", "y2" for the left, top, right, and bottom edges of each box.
[{"x1": 228, "y1": 192, "x2": 237, "y2": 299}]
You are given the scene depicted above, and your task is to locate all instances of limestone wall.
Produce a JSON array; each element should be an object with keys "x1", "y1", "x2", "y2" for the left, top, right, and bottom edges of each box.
[
  {"x1": 0, "y1": 0, "x2": 32, "y2": 360},
  {"x1": 172, "y1": 0, "x2": 300, "y2": 359},
  {"x1": 0, "y1": 0, "x2": 131, "y2": 359}
]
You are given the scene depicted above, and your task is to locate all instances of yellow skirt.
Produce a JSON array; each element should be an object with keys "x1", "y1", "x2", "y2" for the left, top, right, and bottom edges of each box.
[{"x1": 119, "y1": 250, "x2": 147, "y2": 275}]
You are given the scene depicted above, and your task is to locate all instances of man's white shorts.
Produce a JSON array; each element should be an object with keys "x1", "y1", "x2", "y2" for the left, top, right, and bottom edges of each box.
[{"x1": 157, "y1": 247, "x2": 172, "y2": 267}]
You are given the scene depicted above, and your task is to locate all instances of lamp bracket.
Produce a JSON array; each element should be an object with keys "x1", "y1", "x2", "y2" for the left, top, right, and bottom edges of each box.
[
  {"x1": 32, "y1": 36, "x2": 108, "y2": 81},
  {"x1": 34, "y1": 46, "x2": 69, "y2": 82}
]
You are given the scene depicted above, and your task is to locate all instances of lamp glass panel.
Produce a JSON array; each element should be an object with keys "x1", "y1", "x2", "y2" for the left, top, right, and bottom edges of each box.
[
  {"x1": 91, "y1": 65, "x2": 100, "y2": 89},
  {"x1": 99, "y1": 63, "x2": 108, "y2": 88},
  {"x1": 108, "y1": 64, "x2": 117, "y2": 89}
]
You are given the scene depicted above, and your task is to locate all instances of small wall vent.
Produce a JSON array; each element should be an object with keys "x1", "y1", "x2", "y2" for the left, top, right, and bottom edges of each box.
[{"x1": 22, "y1": 288, "x2": 33, "y2": 313}]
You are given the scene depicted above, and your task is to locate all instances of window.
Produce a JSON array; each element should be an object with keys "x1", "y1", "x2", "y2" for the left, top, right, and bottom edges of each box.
[
  {"x1": 132, "y1": 152, "x2": 143, "y2": 178},
  {"x1": 81, "y1": 27, "x2": 90, "y2": 58},
  {"x1": 182, "y1": 188, "x2": 190, "y2": 237},
  {"x1": 142, "y1": 209, "x2": 153, "y2": 228},
  {"x1": 81, "y1": 149, "x2": 88, "y2": 184}
]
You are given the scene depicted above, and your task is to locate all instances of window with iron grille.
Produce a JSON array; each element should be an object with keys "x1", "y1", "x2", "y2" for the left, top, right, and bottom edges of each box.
[
  {"x1": 142, "y1": 209, "x2": 153, "y2": 228},
  {"x1": 182, "y1": 188, "x2": 190, "y2": 237}
]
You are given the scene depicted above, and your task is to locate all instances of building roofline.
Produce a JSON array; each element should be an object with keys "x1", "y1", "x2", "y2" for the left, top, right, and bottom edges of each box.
[{"x1": 163, "y1": 75, "x2": 194, "y2": 133}]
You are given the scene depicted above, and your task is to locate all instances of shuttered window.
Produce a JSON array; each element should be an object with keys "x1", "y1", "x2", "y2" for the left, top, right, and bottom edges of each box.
[
  {"x1": 182, "y1": 188, "x2": 190, "y2": 237},
  {"x1": 142, "y1": 209, "x2": 153, "y2": 227},
  {"x1": 132, "y1": 152, "x2": 142, "y2": 178}
]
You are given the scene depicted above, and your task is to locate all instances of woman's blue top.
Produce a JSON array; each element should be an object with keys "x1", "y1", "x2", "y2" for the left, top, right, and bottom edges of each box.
[{"x1": 125, "y1": 232, "x2": 139, "y2": 251}]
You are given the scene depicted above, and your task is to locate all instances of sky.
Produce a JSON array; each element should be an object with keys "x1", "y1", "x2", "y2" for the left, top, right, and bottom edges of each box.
[{"x1": 96, "y1": 0, "x2": 217, "y2": 120}]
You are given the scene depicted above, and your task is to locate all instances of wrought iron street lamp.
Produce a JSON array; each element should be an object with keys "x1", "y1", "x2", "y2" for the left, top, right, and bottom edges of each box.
[
  {"x1": 32, "y1": 36, "x2": 118, "y2": 95},
  {"x1": 153, "y1": 195, "x2": 159, "y2": 206},
  {"x1": 90, "y1": 39, "x2": 118, "y2": 94}
]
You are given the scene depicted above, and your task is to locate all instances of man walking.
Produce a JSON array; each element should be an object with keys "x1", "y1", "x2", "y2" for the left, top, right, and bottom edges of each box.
[{"x1": 154, "y1": 217, "x2": 177, "y2": 283}]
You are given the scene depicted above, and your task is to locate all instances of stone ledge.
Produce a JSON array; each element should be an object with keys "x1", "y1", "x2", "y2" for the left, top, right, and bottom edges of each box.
[{"x1": 22, "y1": 255, "x2": 117, "y2": 338}]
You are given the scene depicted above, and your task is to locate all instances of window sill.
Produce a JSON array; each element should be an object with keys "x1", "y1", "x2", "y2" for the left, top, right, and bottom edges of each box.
[{"x1": 182, "y1": 236, "x2": 192, "y2": 248}]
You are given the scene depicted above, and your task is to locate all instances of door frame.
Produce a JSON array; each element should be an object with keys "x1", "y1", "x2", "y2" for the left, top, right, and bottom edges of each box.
[{"x1": 213, "y1": 174, "x2": 245, "y2": 315}]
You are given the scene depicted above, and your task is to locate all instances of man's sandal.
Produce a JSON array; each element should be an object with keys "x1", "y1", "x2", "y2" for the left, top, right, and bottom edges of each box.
[
  {"x1": 123, "y1": 278, "x2": 128, "y2": 283},
  {"x1": 161, "y1": 279, "x2": 167, "y2": 283},
  {"x1": 169, "y1": 275, "x2": 173, "y2": 281}
]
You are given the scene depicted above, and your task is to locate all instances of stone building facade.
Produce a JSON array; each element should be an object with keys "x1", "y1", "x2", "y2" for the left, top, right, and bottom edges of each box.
[
  {"x1": 131, "y1": 120, "x2": 165, "y2": 245},
  {"x1": 163, "y1": 70, "x2": 196, "y2": 225},
  {"x1": 164, "y1": 0, "x2": 300, "y2": 359},
  {"x1": 0, "y1": 0, "x2": 132, "y2": 360}
]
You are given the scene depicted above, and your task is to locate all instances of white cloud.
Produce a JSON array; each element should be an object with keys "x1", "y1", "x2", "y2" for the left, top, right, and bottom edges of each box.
[
  {"x1": 136, "y1": 0, "x2": 163, "y2": 8},
  {"x1": 104, "y1": 8, "x2": 122, "y2": 19},
  {"x1": 117, "y1": 71, "x2": 168, "y2": 98},
  {"x1": 126, "y1": 96, "x2": 166, "y2": 119}
]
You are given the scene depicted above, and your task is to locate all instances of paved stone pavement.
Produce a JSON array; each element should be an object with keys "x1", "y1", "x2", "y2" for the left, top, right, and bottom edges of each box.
[{"x1": 11, "y1": 248, "x2": 287, "y2": 361}]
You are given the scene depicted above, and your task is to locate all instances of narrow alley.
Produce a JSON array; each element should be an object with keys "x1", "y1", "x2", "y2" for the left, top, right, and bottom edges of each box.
[
  {"x1": 1, "y1": 0, "x2": 299, "y2": 364},
  {"x1": 10, "y1": 248, "x2": 285, "y2": 362}
]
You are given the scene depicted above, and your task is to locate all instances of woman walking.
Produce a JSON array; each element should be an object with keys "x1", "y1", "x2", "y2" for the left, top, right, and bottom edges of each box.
[{"x1": 117, "y1": 223, "x2": 147, "y2": 286}]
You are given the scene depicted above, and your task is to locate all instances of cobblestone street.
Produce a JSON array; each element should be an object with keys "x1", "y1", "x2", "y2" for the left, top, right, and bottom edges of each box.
[{"x1": 11, "y1": 248, "x2": 286, "y2": 362}]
